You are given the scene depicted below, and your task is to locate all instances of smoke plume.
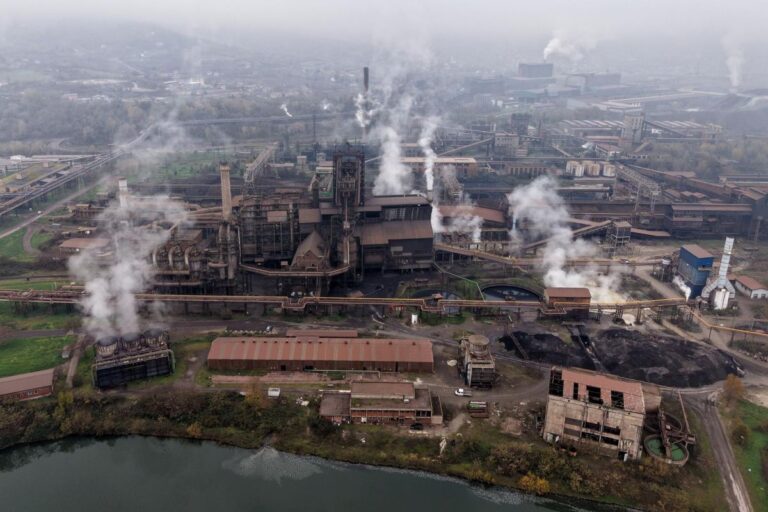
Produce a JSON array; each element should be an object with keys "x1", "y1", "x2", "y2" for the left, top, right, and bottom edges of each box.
[
  {"x1": 372, "y1": 95, "x2": 414, "y2": 195},
  {"x1": 280, "y1": 103, "x2": 294, "y2": 118},
  {"x1": 68, "y1": 195, "x2": 189, "y2": 339},
  {"x1": 721, "y1": 33, "x2": 744, "y2": 90},
  {"x1": 542, "y1": 30, "x2": 597, "y2": 63},
  {"x1": 507, "y1": 176, "x2": 622, "y2": 302},
  {"x1": 418, "y1": 116, "x2": 439, "y2": 192}
]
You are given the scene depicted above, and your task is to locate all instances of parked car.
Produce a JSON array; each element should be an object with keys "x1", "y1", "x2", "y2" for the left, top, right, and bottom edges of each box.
[{"x1": 454, "y1": 388, "x2": 473, "y2": 397}]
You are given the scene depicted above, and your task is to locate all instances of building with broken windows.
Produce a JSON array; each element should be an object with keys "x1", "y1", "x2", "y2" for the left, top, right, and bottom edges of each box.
[{"x1": 543, "y1": 366, "x2": 658, "y2": 461}]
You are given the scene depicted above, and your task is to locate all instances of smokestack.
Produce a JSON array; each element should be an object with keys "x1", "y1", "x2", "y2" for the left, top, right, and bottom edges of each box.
[
  {"x1": 362, "y1": 67, "x2": 369, "y2": 142},
  {"x1": 219, "y1": 162, "x2": 232, "y2": 222},
  {"x1": 118, "y1": 178, "x2": 129, "y2": 209}
]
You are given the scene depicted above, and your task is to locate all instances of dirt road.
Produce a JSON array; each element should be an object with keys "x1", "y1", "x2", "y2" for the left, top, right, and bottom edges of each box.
[{"x1": 687, "y1": 395, "x2": 754, "y2": 512}]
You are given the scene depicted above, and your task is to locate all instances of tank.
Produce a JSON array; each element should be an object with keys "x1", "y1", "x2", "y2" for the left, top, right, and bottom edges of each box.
[
  {"x1": 467, "y1": 335, "x2": 491, "y2": 357},
  {"x1": 121, "y1": 332, "x2": 143, "y2": 352},
  {"x1": 143, "y1": 328, "x2": 168, "y2": 348},
  {"x1": 602, "y1": 164, "x2": 616, "y2": 177},
  {"x1": 96, "y1": 336, "x2": 119, "y2": 357},
  {"x1": 584, "y1": 162, "x2": 601, "y2": 176}
]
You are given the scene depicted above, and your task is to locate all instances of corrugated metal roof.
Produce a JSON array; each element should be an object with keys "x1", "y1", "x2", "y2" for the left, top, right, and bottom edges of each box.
[
  {"x1": 58, "y1": 238, "x2": 110, "y2": 250},
  {"x1": 351, "y1": 381, "x2": 415, "y2": 399},
  {"x1": 208, "y1": 337, "x2": 433, "y2": 364},
  {"x1": 367, "y1": 196, "x2": 429, "y2": 206},
  {"x1": 681, "y1": 244, "x2": 714, "y2": 260},
  {"x1": 0, "y1": 368, "x2": 55, "y2": 396},
  {"x1": 735, "y1": 275, "x2": 767, "y2": 291},
  {"x1": 439, "y1": 205, "x2": 505, "y2": 225},
  {"x1": 545, "y1": 287, "x2": 592, "y2": 299},
  {"x1": 359, "y1": 220, "x2": 433, "y2": 246}
]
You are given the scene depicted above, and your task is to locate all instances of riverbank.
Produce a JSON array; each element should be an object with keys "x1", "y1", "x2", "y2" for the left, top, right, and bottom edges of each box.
[{"x1": 0, "y1": 388, "x2": 724, "y2": 511}]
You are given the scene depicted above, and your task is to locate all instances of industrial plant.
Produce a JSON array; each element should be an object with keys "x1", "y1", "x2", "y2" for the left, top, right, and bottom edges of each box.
[{"x1": 2, "y1": 18, "x2": 768, "y2": 511}]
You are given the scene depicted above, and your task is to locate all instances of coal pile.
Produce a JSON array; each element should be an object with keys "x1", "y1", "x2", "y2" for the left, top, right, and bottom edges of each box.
[
  {"x1": 594, "y1": 329, "x2": 739, "y2": 387},
  {"x1": 502, "y1": 331, "x2": 596, "y2": 370}
]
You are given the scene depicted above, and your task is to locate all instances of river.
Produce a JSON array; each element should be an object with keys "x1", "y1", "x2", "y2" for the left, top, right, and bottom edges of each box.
[{"x1": 0, "y1": 437, "x2": 591, "y2": 511}]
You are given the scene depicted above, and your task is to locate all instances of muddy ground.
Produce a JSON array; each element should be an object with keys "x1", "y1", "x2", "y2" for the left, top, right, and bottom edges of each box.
[
  {"x1": 499, "y1": 324, "x2": 738, "y2": 387},
  {"x1": 593, "y1": 328, "x2": 739, "y2": 387},
  {"x1": 502, "y1": 331, "x2": 596, "y2": 370}
]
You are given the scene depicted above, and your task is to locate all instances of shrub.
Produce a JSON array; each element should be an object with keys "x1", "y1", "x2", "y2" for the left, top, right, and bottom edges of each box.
[{"x1": 519, "y1": 472, "x2": 550, "y2": 495}]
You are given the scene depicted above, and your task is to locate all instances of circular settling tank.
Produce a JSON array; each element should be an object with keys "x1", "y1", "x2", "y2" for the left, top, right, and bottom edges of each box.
[
  {"x1": 644, "y1": 435, "x2": 689, "y2": 465},
  {"x1": 482, "y1": 285, "x2": 541, "y2": 302}
]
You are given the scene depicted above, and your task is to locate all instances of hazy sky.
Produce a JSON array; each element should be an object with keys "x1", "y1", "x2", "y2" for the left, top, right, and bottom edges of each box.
[{"x1": 6, "y1": 0, "x2": 767, "y2": 44}]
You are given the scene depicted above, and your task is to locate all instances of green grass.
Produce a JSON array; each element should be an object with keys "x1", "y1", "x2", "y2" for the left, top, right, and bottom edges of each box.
[
  {"x1": 0, "y1": 278, "x2": 69, "y2": 291},
  {"x1": 74, "y1": 345, "x2": 96, "y2": 391},
  {"x1": 0, "y1": 335, "x2": 74, "y2": 377},
  {"x1": 0, "y1": 231, "x2": 32, "y2": 262},
  {"x1": 30, "y1": 231, "x2": 52, "y2": 251},
  {"x1": 0, "y1": 302, "x2": 79, "y2": 330},
  {"x1": 731, "y1": 400, "x2": 768, "y2": 511}
]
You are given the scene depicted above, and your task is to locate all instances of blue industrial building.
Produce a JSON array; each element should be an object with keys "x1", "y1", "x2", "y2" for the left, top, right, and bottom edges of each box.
[{"x1": 677, "y1": 244, "x2": 714, "y2": 298}]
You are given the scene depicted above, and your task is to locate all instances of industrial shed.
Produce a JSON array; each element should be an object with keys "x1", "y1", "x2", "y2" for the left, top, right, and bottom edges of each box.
[
  {"x1": 0, "y1": 368, "x2": 55, "y2": 401},
  {"x1": 207, "y1": 336, "x2": 434, "y2": 373}
]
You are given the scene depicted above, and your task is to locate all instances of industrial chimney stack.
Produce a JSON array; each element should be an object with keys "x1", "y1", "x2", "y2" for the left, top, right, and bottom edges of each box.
[
  {"x1": 362, "y1": 66, "x2": 369, "y2": 142},
  {"x1": 219, "y1": 162, "x2": 232, "y2": 222},
  {"x1": 118, "y1": 177, "x2": 129, "y2": 209}
]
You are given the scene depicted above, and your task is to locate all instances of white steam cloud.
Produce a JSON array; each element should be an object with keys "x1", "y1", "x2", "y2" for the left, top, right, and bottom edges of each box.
[
  {"x1": 507, "y1": 176, "x2": 622, "y2": 302},
  {"x1": 280, "y1": 103, "x2": 293, "y2": 118},
  {"x1": 542, "y1": 30, "x2": 597, "y2": 63},
  {"x1": 68, "y1": 195, "x2": 189, "y2": 339},
  {"x1": 418, "y1": 116, "x2": 439, "y2": 192},
  {"x1": 372, "y1": 95, "x2": 414, "y2": 196},
  {"x1": 721, "y1": 33, "x2": 744, "y2": 90}
]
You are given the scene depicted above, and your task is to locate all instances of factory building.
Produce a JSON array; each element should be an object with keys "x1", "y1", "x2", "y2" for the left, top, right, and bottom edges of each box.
[
  {"x1": 676, "y1": 245, "x2": 714, "y2": 298},
  {"x1": 733, "y1": 276, "x2": 768, "y2": 300},
  {"x1": 0, "y1": 368, "x2": 55, "y2": 401},
  {"x1": 401, "y1": 156, "x2": 479, "y2": 178},
  {"x1": 57, "y1": 237, "x2": 110, "y2": 257},
  {"x1": 544, "y1": 287, "x2": 592, "y2": 308},
  {"x1": 458, "y1": 335, "x2": 496, "y2": 387},
  {"x1": 92, "y1": 329, "x2": 174, "y2": 388},
  {"x1": 207, "y1": 335, "x2": 434, "y2": 373},
  {"x1": 319, "y1": 380, "x2": 443, "y2": 425},
  {"x1": 518, "y1": 62, "x2": 554, "y2": 78},
  {"x1": 543, "y1": 367, "x2": 657, "y2": 461},
  {"x1": 148, "y1": 147, "x2": 434, "y2": 296}
]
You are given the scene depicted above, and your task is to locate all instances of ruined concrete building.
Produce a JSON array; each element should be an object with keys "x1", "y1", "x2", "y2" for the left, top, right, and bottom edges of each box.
[{"x1": 543, "y1": 366, "x2": 660, "y2": 461}]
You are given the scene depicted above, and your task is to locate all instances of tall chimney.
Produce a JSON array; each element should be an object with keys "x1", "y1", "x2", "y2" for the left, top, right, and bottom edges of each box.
[
  {"x1": 362, "y1": 66, "x2": 369, "y2": 142},
  {"x1": 219, "y1": 162, "x2": 232, "y2": 222},
  {"x1": 117, "y1": 177, "x2": 129, "y2": 209}
]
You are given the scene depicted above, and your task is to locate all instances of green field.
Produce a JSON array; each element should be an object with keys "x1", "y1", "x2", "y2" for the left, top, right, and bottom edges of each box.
[
  {"x1": 732, "y1": 400, "x2": 768, "y2": 511},
  {"x1": 0, "y1": 302, "x2": 79, "y2": 331},
  {"x1": 0, "y1": 231, "x2": 31, "y2": 261},
  {"x1": 0, "y1": 278, "x2": 68, "y2": 291},
  {"x1": 0, "y1": 335, "x2": 74, "y2": 377}
]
